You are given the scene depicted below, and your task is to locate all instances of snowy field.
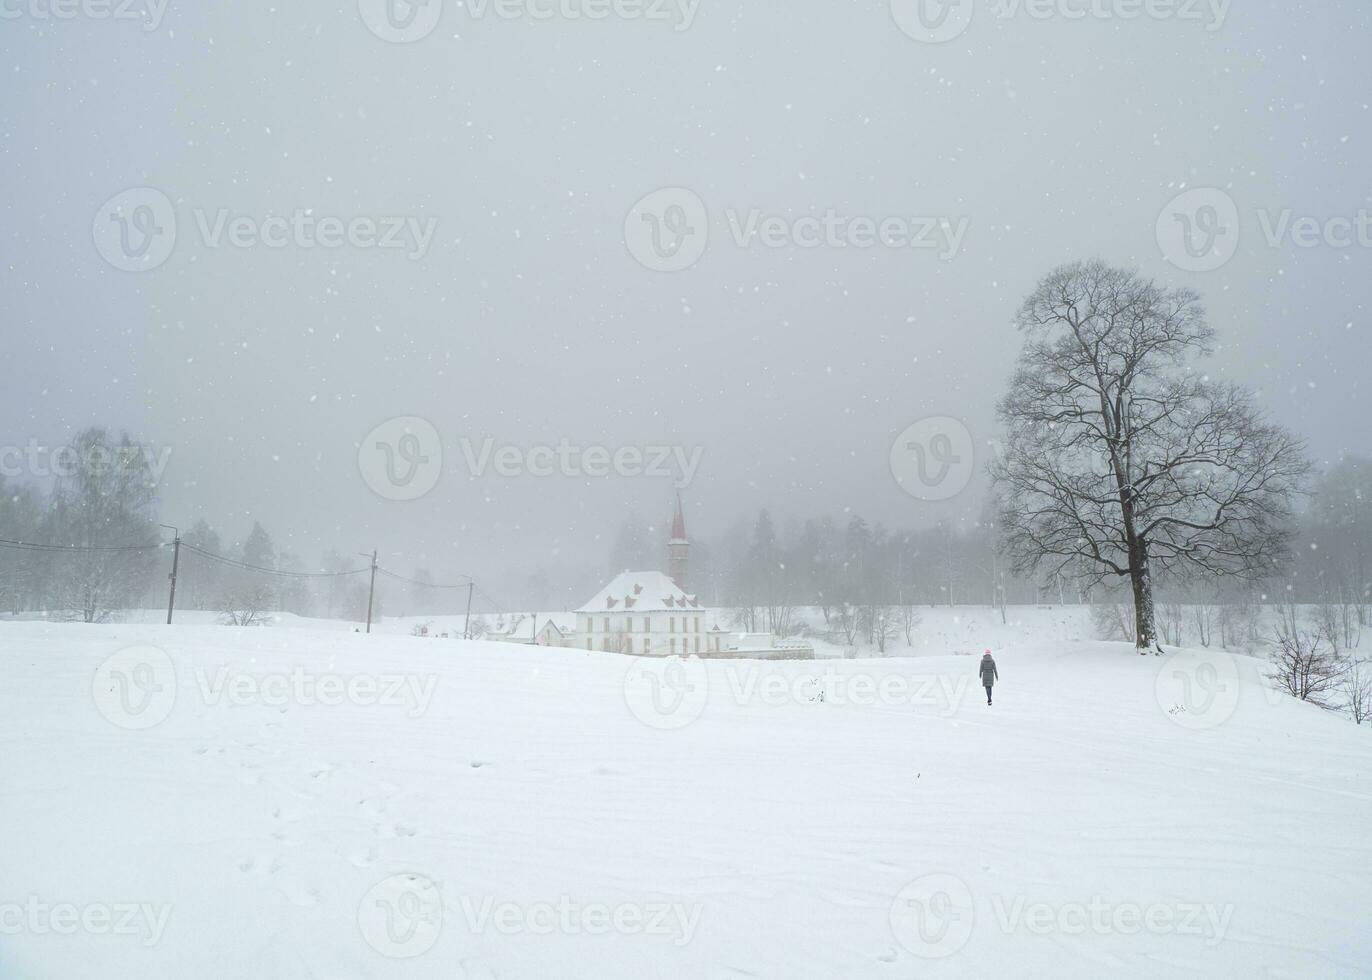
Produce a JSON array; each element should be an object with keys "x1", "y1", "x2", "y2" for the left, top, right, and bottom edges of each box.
[
  {"x1": 93, "y1": 603, "x2": 1098, "y2": 657},
  {"x1": 2, "y1": 617, "x2": 1370, "y2": 978}
]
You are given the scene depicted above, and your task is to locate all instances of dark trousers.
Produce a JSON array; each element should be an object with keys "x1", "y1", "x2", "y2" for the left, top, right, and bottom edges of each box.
[{"x1": 984, "y1": 684, "x2": 993, "y2": 703}]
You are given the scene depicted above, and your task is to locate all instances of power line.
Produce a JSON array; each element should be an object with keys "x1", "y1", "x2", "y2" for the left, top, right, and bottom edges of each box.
[
  {"x1": 473, "y1": 584, "x2": 510, "y2": 614},
  {"x1": 376, "y1": 566, "x2": 473, "y2": 589},
  {"x1": 0, "y1": 537, "x2": 164, "y2": 554},
  {"x1": 179, "y1": 543, "x2": 369, "y2": 579},
  {"x1": 3, "y1": 534, "x2": 498, "y2": 628}
]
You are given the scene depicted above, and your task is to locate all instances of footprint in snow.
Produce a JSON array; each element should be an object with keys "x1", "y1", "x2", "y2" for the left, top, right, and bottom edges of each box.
[
  {"x1": 373, "y1": 821, "x2": 419, "y2": 839},
  {"x1": 343, "y1": 846, "x2": 378, "y2": 868},
  {"x1": 358, "y1": 798, "x2": 388, "y2": 819},
  {"x1": 457, "y1": 959, "x2": 499, "y2": 980},
  {"x1": 237, "y1": 853, "x2": 285, "y2": 876},
  {"x1": 274, "y1": 877, "x2": 321, "y2": 908}
]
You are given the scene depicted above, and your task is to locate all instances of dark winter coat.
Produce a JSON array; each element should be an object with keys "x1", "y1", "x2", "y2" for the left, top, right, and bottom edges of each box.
[{"x1": 979, "y1": 655, "x2": 998, "y2": 687}]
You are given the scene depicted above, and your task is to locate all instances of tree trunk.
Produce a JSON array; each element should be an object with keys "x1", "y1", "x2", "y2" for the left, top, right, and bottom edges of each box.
[{"x1": 1129, "y1": 537, "x2": 1162, "y2": 655}]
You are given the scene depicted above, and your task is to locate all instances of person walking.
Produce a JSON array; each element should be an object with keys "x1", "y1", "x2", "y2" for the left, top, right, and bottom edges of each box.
[{"x1": 979, "y1": 649, "x2": 999, "y2": 705}]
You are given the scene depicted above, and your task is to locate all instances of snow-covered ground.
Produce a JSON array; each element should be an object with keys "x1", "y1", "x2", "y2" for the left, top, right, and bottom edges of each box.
[
  {"x1": 60, "y1": 602, "x2": 1098, "y2": 654},
  {"x1": 2, "y1": 618, "x2": 1369, "y2": 978}
]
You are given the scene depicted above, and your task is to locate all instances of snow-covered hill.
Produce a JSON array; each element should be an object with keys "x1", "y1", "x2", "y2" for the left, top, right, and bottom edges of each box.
[{"x1": 1, "y1": 621, "x2": 1368, "y2": 978}]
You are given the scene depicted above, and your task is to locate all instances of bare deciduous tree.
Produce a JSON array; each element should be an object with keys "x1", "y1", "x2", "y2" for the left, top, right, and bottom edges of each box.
[
  {"x1": 1090, "y1": 598, "x2": 1136, "y2": 643},
  {"x1": 42, "y1": 428, "x2": 161, "y2": 622},
  {"x1": 1191, "y1": 598, "x2": 1218, "y2": 648},
  {"x1": 896, "y1": 603, "x2": 922, "y2": 647},
  {"x1": 1346, "y1": 658, "x2": 1372, "y2": 725},
  {"x1": 1158, "y1": 601, "x2": 1186, "y2": 647},
  {"x1": 1269, "y1": 606, "x2": 1344, "y2": 708},
  {"x1": 993, "y1": 261, "x2": 1309, "y2": 655},
  {"x1": 220, "y1": 583, "x2": 275, "y2": 627},
  {"x1": 870, "y1": 606, "x2": 900, "y2": 655}
]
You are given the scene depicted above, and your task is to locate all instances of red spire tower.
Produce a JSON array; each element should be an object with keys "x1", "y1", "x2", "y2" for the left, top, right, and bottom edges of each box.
[{"x1": 668, "y1": 493, "x2": 689, "y2": 590}]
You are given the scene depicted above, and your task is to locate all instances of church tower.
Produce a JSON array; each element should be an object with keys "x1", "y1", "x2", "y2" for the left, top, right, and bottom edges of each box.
[{"x1": 668, "y1": 493, "x2": 689, "y2": 590}]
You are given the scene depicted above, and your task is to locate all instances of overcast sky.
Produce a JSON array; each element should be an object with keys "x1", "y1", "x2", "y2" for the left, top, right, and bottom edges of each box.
[{"x1": 2, "y1": 0, "x2": 1368, "y2": 593}]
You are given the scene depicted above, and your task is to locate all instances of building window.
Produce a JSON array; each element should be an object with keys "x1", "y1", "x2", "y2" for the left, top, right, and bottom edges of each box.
[
  {"x1": 694, "y1": 637, "x2": 700, "y2": 653},
  {"x1": 670, "y1": 617, "x2": 676, "y2": 633},
  {"x1": 644, "y1": 617, "x2": 650, "y2": 633},
  {"x1": 604, "y1": 617, "x2": 610, "y2": 633},
  {"x1": 627, "y1": 617, "x2": 633, "y2": 633},
  {"x1": 586, "y1": 639, "x2": 592, "y2": 650},
  {"x1": 643, "y1": 638, "x2": 651, "y2": 654},
  {"x1": 670, "y1": 638, "x2": 676, "y2": 654}
]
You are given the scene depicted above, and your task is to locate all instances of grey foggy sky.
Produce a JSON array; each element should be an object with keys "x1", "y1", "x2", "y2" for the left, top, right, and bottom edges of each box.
[{"x1": 2, "y1": 0, "x2": 1369, "y2": 592}]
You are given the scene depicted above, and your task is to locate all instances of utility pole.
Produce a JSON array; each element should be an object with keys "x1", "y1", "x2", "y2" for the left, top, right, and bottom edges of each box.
[
  {"x1": 160, "y1": 524, "x2": 180, "y2": 625},
  {"x1": 362, "y1": 550, "x2": 378, "y2": 634},
  {"x1": 463, "y1": 581, "x2": 474, "y2": 640}
]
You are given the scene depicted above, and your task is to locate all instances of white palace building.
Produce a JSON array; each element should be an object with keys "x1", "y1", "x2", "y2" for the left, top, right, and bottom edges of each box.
[
  {"x1": 490, "y1": 496, "x2": 810, "y2": 658},
  {"x1": 574, "y1": 496, "x2": 724, "y2": 656},
  {"x1": 575, "y1": 569, "x2": 721, "y2": 656}
]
